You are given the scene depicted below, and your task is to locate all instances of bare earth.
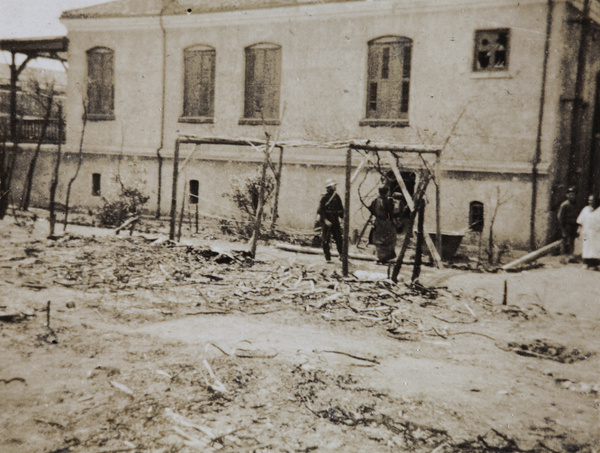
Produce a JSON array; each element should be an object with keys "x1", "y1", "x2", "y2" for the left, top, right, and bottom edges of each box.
[{"x1": 0, "y1": 215, "x2": 598, "y2": 453}]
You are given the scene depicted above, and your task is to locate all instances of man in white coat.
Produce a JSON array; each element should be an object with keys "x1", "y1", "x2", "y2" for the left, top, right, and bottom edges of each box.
[{"x1": 576, "y1": 194, "x2": 600, "y2": 270}]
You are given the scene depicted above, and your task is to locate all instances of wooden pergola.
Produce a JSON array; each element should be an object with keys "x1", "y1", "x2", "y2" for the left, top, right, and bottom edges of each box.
[
  {"x1": 169, "y1": 136, "x2": 443, "y2": 278},
  {"x1": 0, "y1": 36, "x2": 68, "y2": 143}
]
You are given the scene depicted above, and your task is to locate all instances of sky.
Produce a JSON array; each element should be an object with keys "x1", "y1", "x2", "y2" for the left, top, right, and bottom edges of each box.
[{"x1": 0, "y1": 0, "x2": 111, "y2": 70}]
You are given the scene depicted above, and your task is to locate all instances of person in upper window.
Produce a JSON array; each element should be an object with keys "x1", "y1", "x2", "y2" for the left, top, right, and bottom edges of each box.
[
  {"x1": 557, "y1": 187, "x2": 578, "y2": 259},
  {"x1": 316, "y1": 179, "x2": 344, "y2": 262}
]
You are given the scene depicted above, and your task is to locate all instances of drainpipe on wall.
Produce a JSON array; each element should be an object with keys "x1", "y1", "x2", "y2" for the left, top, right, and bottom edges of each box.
[
  {"x1": 155, "y1": 8, "x2": 167, "y2": 218},
  {"x1": 531, "y1": 0, "x2": 554, "y2": 250},
  {"x1": 567, "y1": 0, "x2": 591, "y2": 189}
]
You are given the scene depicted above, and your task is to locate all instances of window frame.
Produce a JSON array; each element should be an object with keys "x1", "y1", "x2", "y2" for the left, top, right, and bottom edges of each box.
[
  {"x1": 92, "y1": 173, "x2": 101, "y2": 197},
  {"x1": 180, "y1": 45, "x2": 216, "y2": 124},
  {"x1": 240, "y1": 43, "x2": 282, "y2": 126},
  {"x1": 86, "y1": 47, "x2": 115, "y2": 121},
  {"x1": 189, "y1": 179, "x2": 199, "y2": 205},
  {"x1": 469, "y1": 201, "x2": 484, "y2": 232},
  {"x1": 360, "y1": 36, "x2": 412, "y2": 128},
  {"x1": 472, "y1": 28, "x2": 510, "y2": 73}
]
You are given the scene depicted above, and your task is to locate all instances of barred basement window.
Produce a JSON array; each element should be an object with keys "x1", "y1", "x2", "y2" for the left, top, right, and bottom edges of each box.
[
  {"x1": 181, "y1": 45, "x2": 215, "y2": 123},
  {"x1": 86, "y1": 47, "x2": 115, "y2": 120},
  {"x1": 240, "y1": 43, "x2": 281, "y2": 125},
  {"x1": 360, "y1": 36, "x2": 412, "y2": 127},
  {"x1": 469, "y1": 201, "x2": 484, "y2": 232},
  {"x1": 473, "y1": 29, "x2": 509, "y2": 72},
  {"x1": 189, "y1": 179, "x2": 199, "y2": 205},
  {"x1": 92, "y1": 173, "x2": 101, "y2": 197}
]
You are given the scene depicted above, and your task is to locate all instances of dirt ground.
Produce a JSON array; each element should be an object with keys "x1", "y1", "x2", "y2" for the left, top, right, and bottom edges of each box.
[{"x1": 0, "y1": 212, "x2": 598, "y2": 453}]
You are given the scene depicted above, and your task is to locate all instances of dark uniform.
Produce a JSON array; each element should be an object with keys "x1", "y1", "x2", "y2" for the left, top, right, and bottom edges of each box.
[
  {"x1": 557, "y1": 191, "x2": 578, "y2": 255},
  {"x1": 317, "y1": 184, "x2": 344, "y2": 261}
]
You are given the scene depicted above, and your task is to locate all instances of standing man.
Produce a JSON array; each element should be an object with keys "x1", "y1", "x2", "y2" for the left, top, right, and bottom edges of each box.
[
  {"x1": 368, "y1": 186, "x2": 397, "y2": 263},
  {"x1": 557, "y1": 187, "x2": 578, "y2": 260},
  {"x1": 576, "y1": 194, "x2": 600, "y2": 270},
  {"x1": 317, "y1": 178, "x2": 344, "y2": 262}
]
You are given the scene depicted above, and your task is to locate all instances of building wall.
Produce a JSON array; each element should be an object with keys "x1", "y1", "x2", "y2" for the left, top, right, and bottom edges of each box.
[{"x1": 53, "y1": 0, "x2": 595, "y2": 247}]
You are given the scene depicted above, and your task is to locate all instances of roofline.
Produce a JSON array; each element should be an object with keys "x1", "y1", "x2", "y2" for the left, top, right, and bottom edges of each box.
[{"x1": 0, "y1": 37, "x2": 69, "y2": 54}]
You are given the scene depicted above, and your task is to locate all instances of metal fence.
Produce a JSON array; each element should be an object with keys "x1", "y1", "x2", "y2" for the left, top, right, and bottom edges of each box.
[{"x1": 0, "y1": 117, "x2": 65, "y2": 144}]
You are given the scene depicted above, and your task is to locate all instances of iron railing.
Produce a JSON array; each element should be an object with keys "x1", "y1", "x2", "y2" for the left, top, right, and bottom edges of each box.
[{"x1": 0, "y1": 117, "x2": 65, "y2": 144}]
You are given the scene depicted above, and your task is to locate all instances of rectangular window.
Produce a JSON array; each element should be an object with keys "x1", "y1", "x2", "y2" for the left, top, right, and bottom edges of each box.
[
  {"x1": 86, "y1": 47, "x2": 115, "y2": 120},
  {"x1": 241, "y1": 44, "x2": 281, "y2": 125},
  {"x1": 189, "y1": 179, "x2": 199, "y2": 205},
  {"x1": 473, "y1": 29, "x2": 509, "y2": 72},
  {"x1": 362, "y1": 36, "x2": 412, "y2": 127},
  {"x1": 182, "y1": 46, "x2": 215, "y2": 122},
  {"x1": 92, "y1": 173, "x2": 101, "y2": 197}
]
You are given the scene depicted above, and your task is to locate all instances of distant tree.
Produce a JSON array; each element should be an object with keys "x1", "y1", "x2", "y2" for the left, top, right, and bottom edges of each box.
[
  {"x1": 63, "y1": 97, "x2": 88, "y2": 231},
  {"x1": 21, "y1": 78, "x2": 59, "y2": 210}
]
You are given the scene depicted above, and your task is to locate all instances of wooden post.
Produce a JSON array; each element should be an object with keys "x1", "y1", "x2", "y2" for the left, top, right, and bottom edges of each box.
[
  {"x1": 48, "y1": 105, "x2": 63, "y2": 237},
  {"x1": 169, "y1": 139, "x2": 180, "y2": 241},
  {"x1": 46, "y1": 301, "x2": 51, "y2": 328},
  {"x1": 435, "y1": 153, "x2": 442, "y2": 259},
  {"x1": 250, "y1": 148, "x2": 270, "y2": 258},
  {"x1": 391, "y1": 175, "x2": 430, "y2": 282},
  {"x1": 177, "y1": 183, "x2": 186, "y2": 242},
  {"x1": 195, "y1": 202, "x2": 199, "y2": 234},
  {"x1": 502, "y1": 279, "x2": 508, "y2": 305},
  {"x1": 270, "y1": 146, "x2": 284, "y2": 233},
  {"x1": 412, "y1": 199, "x2": 425, "y2": 282},
  {"x1": 342, "y1": 148, "x2": 352, "y2": 276}
]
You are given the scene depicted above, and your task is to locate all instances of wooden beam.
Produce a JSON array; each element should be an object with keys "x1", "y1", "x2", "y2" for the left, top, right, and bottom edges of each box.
[
  {"x1": 169, "y1": 139, "x2": 180, "y2": 240},
  {"x1": 500, "y1": 240, "x2": 561, "y2": 271},
  {"x1": 384, "y1": 153, "x2": 443, "y2": 268}
]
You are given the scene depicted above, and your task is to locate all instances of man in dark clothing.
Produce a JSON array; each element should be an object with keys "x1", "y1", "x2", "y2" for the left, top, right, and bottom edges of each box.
[
  {"x1": 317, "y1": 179, "x2": 344, "y2": 262},
  {"x1": 368, "y1": 186, "x2": 397, "y2": 263},
  {"x1": 557, "y1": 187, "x2": 578, "y2": 256}
]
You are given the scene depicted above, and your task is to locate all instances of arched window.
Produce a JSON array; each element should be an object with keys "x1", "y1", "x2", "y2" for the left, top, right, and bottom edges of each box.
[
  {"x1": 86, "y1": 47, "x2": 114, "y2": 120},
  {"x1": 241, "y1": 43, "x2": 281, "y2": 125},
  {"x1": 181, "y1": 45, "x2": 215, "y2": 122},
  {"x1": 361, "y1": 36, "x2": 412, "y2": 126},
  {"x1": 469, "y1": 201, "x2": 484, "y2": 232}
]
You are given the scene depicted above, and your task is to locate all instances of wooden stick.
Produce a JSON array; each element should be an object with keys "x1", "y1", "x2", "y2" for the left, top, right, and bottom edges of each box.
[
  {"x1": 113, "y1": 216, "x2": 139, "y2": 234},
  {"x1": 500, "y1": 240, "x2": 561, "y2": 270},
  {"x1": 384, "y1": 154, "x2": 442, "y2": 268},
  {"x1": 177, "y1": 183, "x2": 186, "y2": 242},
  {"x1": 169, "y1": 139, "x2": 180, "y2": 240},
  {"x1": 342, "y1": 148, "x2": 352, "y2": 276},
  {"x1": 411, "y1": 199, "x2": 424, "y2": 282}
]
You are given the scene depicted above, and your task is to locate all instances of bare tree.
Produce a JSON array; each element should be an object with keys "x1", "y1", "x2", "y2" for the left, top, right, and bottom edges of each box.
[
  {"x1": 63, "y1": 98, "x2": 88, "y2": 231},
  {"x1": 0, "y1": 115, "x2": 21, "y2": 220},
  {"x1": 48, "y1": 105, "x2": 64, "y2": 237},
  {"x1": 486, "y1": 186, "x2": 513, "y2": 265},
  {"x1": 21, "y1": 78, "x2": 58, "y2": 211}
]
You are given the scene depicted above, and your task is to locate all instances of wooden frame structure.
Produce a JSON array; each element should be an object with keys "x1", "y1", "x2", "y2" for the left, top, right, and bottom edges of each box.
[{"x1": 169, "y1": 136, "x2": 443, "y2": 276}]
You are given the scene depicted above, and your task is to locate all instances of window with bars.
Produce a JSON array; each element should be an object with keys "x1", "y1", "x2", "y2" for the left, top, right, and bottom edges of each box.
[
  {"x1": 240, "y1": 43, "x2": 281, "y2": 125},
  {"x1": 181, "y1": 45, "x2": 216, "y2": 123},
  {"x1": 361, "y1": 36, "x2": 412, "y2": 127},
  {"x1": 473, "y1": 29, "x2": 509, "y2": 72},
  {"x1": 86, "y1": 47, "x2": 115, "y2": 120}
]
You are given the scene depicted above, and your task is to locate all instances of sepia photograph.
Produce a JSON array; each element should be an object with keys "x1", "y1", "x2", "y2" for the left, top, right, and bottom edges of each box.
[{"x1": 0, "y1": 0, "x2": 599, "y2": 451}]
